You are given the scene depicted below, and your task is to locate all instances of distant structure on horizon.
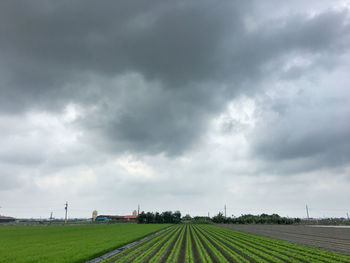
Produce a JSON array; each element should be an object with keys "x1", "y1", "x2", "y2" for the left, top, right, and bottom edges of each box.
[
  {"x1": 0, "y1": 215, "x2": 16, "y2": 223},
  {"x1": 95, "y1": 211, "x2": 137, "y2": 222},
  {"x1": 92, "y1": 210, "x2": 98, "y2": 221}
]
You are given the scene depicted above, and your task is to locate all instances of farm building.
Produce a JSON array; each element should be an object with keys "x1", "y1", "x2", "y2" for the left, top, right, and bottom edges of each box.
[
  {"x1": 124, "y1": 215, "x2": 137, "y2": 221},
  {"x1": 95, "y1": 214, "x2": 137, "y2": 222},
  {"x1": 0, "y1": 216, "x2": 16, "y2": 223},
  {"x1": 95, "y1": 215, "x2": 124, "y2": 221}
]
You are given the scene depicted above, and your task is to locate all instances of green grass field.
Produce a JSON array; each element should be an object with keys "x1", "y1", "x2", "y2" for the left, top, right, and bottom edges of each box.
[
  {"x1": 0, "y1": 224, "x2": 170, "y2": 263},
  {"x1": 103, "y1": 224, "x2": 350, "y2": 262},
  {"x1": 2, "y1": 223, "x2": 350, "y2": 262}
]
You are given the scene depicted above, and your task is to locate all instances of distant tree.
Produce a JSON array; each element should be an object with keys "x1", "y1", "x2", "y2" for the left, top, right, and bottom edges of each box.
[
  {"x1": 137, "y1": 210, "x2": 185, "y2": 224},
  {"x1": 229, "y1": 213, "x2": 298, "y2": 224},
  {"x1": 162, "y1": 211, "x2": 173, "y2": 223},
  {"x1": 146, "y1": 212, "x2": 155, "y2": 223},
  {"x1": 155, "y1": 212, "x2": 162, "y2": 223},
  {"x1": 212, "y1": 212, "x2": 225, "y2": 223},
  {"x1": 173, "y1": 211, "x2": 181, "y2": 224},
  {"x1": 137, "y1": 211, "x2": 146, "y2": 224}
]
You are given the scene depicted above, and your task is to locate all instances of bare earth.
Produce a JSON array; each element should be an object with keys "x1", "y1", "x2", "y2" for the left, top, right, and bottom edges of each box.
[{"x1": 218, "y1": 224, "x2": 350, "y2": 255}]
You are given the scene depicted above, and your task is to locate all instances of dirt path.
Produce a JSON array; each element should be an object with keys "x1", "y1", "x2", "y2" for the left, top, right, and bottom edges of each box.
[{"x1": 217, "y1": 224, "x2": 350, "y2": 255}]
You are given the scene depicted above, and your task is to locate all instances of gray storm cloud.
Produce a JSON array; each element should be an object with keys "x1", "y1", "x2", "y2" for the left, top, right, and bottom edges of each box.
[
  {"x1": 0, "y1": 0, "x2": 349, "y2": 218},
  {"x1": 1, "y1": 0, "x2": 349, "y2": 155}
]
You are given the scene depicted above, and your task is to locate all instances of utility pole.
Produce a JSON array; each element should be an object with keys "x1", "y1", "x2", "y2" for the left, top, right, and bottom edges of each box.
[
  {"x1": 347, "y1": 212, "x2": 349, "y2": 221},
  {"x1": 306, "y1": 205, "x2": 310, "y2": 220},
  {"x1": 138, "y1": 204, "x2": 140, "y2": 216},
  {"x1": 50, "y1": 212, "x2": 53, "y2": 222},
  {"x1": 224, "y1": 204, "x2": 227, "y2": 218},
  {"x1": 64, "y1": 202, "x2": 68, "y2": 224},
  {"x1": 208, "y1": 212, "x2": 210, "y2": 218}
]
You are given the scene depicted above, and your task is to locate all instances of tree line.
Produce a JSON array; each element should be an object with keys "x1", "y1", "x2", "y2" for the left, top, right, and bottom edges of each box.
[
  {"x1": 137, "y1": 211, "x2": 181, "y2": 224},
  {"x1": 212, "y1": 213, "x2": 301, "y2": 224},
  {"x1": 137, "y1": 211, "x2": 300, "y2": 224}
]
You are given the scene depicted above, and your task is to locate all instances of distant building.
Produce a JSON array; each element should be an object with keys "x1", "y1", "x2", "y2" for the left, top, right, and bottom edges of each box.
[
  {"x1": 0, "y1": 216, "x2": 16, "y2": 223},
  {"x1": 124, "y1": 215, "x2": 137, "y2": 221},
  {"x1": 95, "y1": 213, "x2": 137, "y2": 222},
  {"x1": 95, "y1": 215, "x2": 124, "y2": 221},
  {"x1": 92, "y1": 210, "x2": 98, "y2": 221}
]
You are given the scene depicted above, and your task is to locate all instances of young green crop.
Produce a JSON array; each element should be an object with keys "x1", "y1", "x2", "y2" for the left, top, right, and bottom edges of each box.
[
  {"x1": 191, "y1": 225, "x2": 213, "y2": 263},
  {"x1": 206, "y1": 225, "x2": 349, "y2": 263},
  {"x1": 192, "y1": 226, "x2": 249, "y2": 263},
  {"x1": 105, "y1": 227, "x2": 175, "y2": 263},
  {"x1": 206, "y1": 226, "x2": 311, "y2": 263},
  {"x1": 6, "y1": 223, "x2": 349, "y2": 263},
  {"x1": 116, "y1": 226, "x2": 178, "y2": 263},
  {"x1": 0, "y1": 224, "x2": 170, "y2": 263},
  {"x1": 149, "y1": 226, "x2": 183, "y2": 262},
  {"x1": 204, "y1": 226, "x2": 313, "y2": 263},
  {"x1": 166, "y1": 225, "x2": 186, "y2": 263},
  {"x1": 201, "y1": 226, "x2": 268, "y2": 262},
  {"x1": 201, "y1": 226, "x2": 289, "y2": 263},
  {"x1": 192, "y1": 226, "x2": 229, "y2": 263},
  {"x1": 185, "y1": 225, "x2": 194, "y2": 263},
  {"x1": 105, "y1": 224, "x2": 350, "y2": 263}
]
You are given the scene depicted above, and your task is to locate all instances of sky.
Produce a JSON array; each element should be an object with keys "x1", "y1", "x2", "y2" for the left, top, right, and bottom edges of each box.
[{"x1": 0, "y1": 0, "x2": 349, "y2": 219}]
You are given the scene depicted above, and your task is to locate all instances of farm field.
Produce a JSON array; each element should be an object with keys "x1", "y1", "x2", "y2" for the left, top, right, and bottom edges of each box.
[
  {"x1": 102, "y1": 224, "x2": 350, "y2": 262},
  {"x1": 0, "y1": 224, "x2": 170, "y2": 263},
  {"x1": 219, "y1": 224, "x2": 350, "y2": 255}
]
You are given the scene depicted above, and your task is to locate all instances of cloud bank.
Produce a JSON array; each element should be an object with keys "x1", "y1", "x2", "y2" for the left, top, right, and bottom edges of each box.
[{"x1": 0, "y1": 0, "x2": 349, "y2": 218}]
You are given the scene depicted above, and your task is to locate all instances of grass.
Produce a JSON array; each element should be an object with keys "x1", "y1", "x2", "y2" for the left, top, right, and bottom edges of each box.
[
  {"x1": 103, "y1": 224, "x2": 350, "y2": 262},
  {"x1": 0, "y1": 223, "x2": 170, "y2": 263},
  {"x1": 2, "y1": 223, "x2": 350, "y2": 262}
]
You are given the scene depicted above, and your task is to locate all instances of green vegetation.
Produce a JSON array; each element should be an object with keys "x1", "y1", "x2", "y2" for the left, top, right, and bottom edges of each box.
[
  {"x1": 212, "y1": 213, "x2": 300, "y2": 224},
  {"x1": 2, "y1": 223, "x2": 350, "y2": 262},
  {"x1": 103, "y1": 224, "x2": 350, "y2": 263},
  {"x1": 137, "y1": 210, "x2": 182, "y2": 224},
  {"x1": 0, "y1": 224, "x2": 170, "y2": 263}
]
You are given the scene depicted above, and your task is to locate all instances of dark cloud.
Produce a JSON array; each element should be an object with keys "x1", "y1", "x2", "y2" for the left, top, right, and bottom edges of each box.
[
  {"x1": 1, "y1": 1, "x2": 348, "y2": 110},
  {"x1": 250, "y1": 77, "x2": 350, "y2": 172},
  {"x1": 1, "y1": 1, "x2": 350, "y2": 218},
  {"x1": 0, "y1": 1, "x2": 248, "y2": 110}
]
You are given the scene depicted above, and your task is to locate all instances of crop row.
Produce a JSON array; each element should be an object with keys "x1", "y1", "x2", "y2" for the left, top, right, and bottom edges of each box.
[{"x1": 103, "y1": 225, "x2": 350, "y2": 262}]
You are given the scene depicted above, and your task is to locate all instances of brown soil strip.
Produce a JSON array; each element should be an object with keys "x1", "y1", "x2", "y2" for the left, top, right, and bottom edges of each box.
[
  {"x1": 178, "y1": 225, "x2": 187, "y2": 262},
  {"x1": 193, "y1": 226, "x2": 220, "y2": 263},
  {"x1": 189, "y1": 226, "x2": 202, "y2": 262},
  {"x1": 218, "y1": 224, "x2": 350, "y2": 255},
  {"x1": 208, "y1": 228, "x2": 300, "y2": 263},
  {"x1": 212, "y1": 227, "x2": 331, "y2": 263},
  {"x1": 194, "y1": 226, "x2": 257, "y2": 263},
  {"x1": 132, "y1": 227, "x2": 177, "y2": 263},
  {"x1": 158, "y1": 226, "x2": 183, "y2": 263},
  {"x1": 229, "y1": 233, "x2": 310, "y2": 263},
  {"x1": 205, "y1": 227, "x2": 275, "y2": 263},
  {"x1": 89, "y1": 226, "x2": 173, "y2": 263},
  {"x1": 104, "y1": 228, "x2": 174, "y2": 263}
]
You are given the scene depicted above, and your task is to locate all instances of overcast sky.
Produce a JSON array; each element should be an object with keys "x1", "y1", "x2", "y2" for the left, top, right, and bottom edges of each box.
[{"x1": 1, "y1": 0, "x2": 349, "y2": 219}]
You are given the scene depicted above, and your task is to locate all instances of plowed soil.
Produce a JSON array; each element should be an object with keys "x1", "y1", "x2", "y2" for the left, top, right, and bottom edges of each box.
[{"x1": 218, "y1": 224, "x2": 350, "y2": 255}]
